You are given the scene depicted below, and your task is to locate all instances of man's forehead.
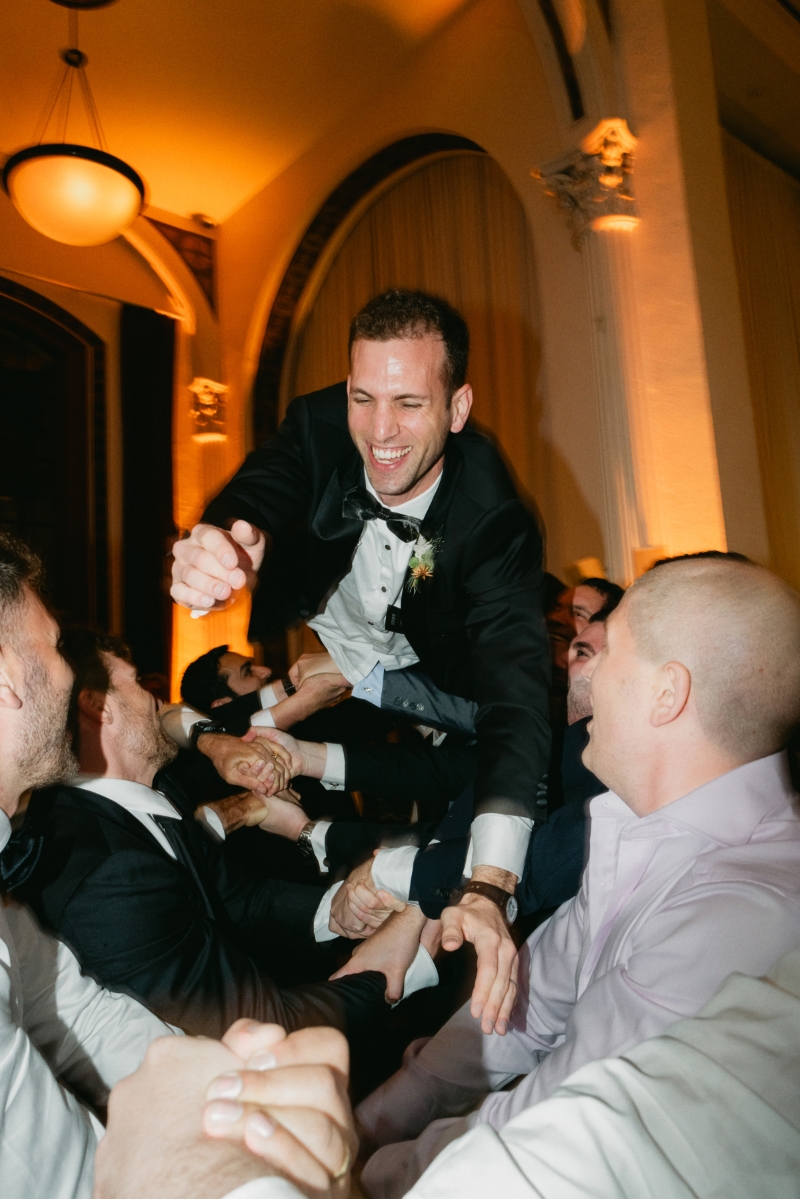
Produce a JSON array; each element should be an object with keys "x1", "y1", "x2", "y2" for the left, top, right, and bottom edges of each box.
[
  {"x1": 19, "y1": 588, "x2": 57, "y2": 638},
  {"x1": 219, "y1": 651, "x2": 249, "y2": 673},
  {"x1": 106, "y1": 653, "x2": 136, "y2": 679}
]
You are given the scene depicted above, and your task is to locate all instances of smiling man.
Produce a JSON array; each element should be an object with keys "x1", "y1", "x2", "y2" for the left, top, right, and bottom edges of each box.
[{"x1": 171, "y1": 289, "x2": 552, "y2": 1032}]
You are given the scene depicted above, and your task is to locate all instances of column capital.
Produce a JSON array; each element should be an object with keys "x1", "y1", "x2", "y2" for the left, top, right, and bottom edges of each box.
[{"x1": 533, "y1": 118, "x2": 639, "y2": 241}]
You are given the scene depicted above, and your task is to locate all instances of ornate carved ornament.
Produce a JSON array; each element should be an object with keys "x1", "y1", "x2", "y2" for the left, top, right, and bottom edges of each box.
[
  {"x1": 189, "y1": 377, "x2": 228, "y2": 443},
  {"x1": 533, "y1": 118, "x2": 639, "y2": 242}
]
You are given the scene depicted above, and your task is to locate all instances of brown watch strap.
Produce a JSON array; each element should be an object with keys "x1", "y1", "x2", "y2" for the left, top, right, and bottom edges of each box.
[{"x1": 459, "y1": 880, "x2": 517, "y2": 924}]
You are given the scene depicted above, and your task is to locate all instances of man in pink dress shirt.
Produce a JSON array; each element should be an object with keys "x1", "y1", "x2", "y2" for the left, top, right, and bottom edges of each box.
[{"x1": 357, "y1": 554, "x2": 800, "y2": 1199}]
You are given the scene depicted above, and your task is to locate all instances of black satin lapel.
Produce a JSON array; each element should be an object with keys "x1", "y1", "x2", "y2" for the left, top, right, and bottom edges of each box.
[
  {"x1": 311, "y1": 453, "x2": 364, "y2": 544},
  {"x1": 420, "y1": 435, "x2": 462, "y2": 538}
]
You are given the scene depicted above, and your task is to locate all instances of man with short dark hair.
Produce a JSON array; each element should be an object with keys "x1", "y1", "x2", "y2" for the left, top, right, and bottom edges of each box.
[
  {"x1": 171, "y1": 288, "x2": 552, "y2": 1035},
  {"x1": 11, "y1": 630, "x2": 432, "y2": 1043}
]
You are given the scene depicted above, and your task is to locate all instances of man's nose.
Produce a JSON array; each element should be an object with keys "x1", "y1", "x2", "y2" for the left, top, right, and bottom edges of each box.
[{"x1": 371, "y1": 400, "x2": 401, "y2": 443}]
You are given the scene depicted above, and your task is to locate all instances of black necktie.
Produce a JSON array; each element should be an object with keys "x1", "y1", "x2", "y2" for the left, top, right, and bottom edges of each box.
[
  {"x1": 341, "y1": 485, "x2": 422, "y2": 543},
  {"x1": 153, "y1": 815, "x2": 219, "y2": 921}
]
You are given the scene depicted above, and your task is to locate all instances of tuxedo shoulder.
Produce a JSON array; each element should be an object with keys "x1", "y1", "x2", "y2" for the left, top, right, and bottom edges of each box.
[
  {"x1": 288, "y1": 381, "x2": 348, "y2": 429},
  {"x1": 453, "y1": 425, "x2": 523, "y2": 508}
]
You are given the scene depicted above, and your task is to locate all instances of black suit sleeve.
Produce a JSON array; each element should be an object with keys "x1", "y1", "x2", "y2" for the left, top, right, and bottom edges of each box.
[
  {"x1": 55, "y1": 850, "x2": 350, "y2": 1038},
  {"x1": 344, "y1": 738, "x2": 477, "y2": 820},
  {"x1": 202, "y1": 394, "x2": 313, "y2": 538},
  {"x1": 462, "y1": 501, "x2": 551, "y2": 821}
]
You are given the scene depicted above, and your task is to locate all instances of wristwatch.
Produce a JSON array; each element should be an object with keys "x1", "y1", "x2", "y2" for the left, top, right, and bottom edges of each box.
[
  {"x1": 189, "y1": 719, "x2": 229, "y2": 751},
  {"x1": 450, "y1": 880, "x2": 518, "y2": 926},
  {"x1": 281, "y1": 677, "x2": 297, "y2": 697},
  {"x1": 296, "y1": 820, "x2": 318, "y2": 859}
]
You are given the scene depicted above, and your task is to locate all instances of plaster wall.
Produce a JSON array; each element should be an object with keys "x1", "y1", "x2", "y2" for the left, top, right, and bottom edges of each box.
[{"x1": 217, "y1": 0, "x2": 606, "y2": 580}]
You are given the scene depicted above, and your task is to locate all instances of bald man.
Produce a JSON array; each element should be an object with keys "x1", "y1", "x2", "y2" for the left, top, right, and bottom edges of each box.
[{"x1": 359, "y1": 557, "x2": 800, "y2": 1198}]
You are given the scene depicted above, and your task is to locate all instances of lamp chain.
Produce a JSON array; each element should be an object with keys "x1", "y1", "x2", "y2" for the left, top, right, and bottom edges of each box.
[{"x1": 33, "y1": 9, "x2": 108, "y2": 152}]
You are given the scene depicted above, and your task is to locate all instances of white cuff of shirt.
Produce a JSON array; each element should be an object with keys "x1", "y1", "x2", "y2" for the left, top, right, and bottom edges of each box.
[
  {"x1": 314, "y1": 880, "x2": 343, "y2": 941},
  {"x1": 222, "y1": 1179, "x2": 305, "y2": 1199},
  {"x1": 250, "y1": 706, "x2": 277, "y2": 729},
  {"x1": 310, "y1": 820, "x2": 331, "y2": 872},
  {"x1": 351, "y1": 662, "x2": 385, "y2": 708},
  {"x1": 259, "y1": 682, "x2": 279, "y2": 709},
  {"x1": 395, "y1": 944, "x2": 438, "y2": 1004},
  {"x1": 197, "y1": 806, "x2": 227, "y2": 842},
  {"x1": 371, "y1": 845, "x2": 419, "y2": 903},
  {"x1": 320, "y1": 743, "x2": 346, "y2": 791},
  {"x1": 159, "y1": 703, "x2": 204, "y2": 749},
  {"x1": 466, "y1": 813, "x2": 533, "y2": 882}
]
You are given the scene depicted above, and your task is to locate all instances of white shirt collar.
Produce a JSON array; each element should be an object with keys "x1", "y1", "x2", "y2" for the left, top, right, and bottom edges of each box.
[
  {"x1": 364, "y1": 468, "x2": 442, "y2": 521},
  {"x1": 0, "y1": 808, "x2": 10, "y2": 853},
  {"x1": 73, "y1": 775, "x2": 181, "y2": 820}
]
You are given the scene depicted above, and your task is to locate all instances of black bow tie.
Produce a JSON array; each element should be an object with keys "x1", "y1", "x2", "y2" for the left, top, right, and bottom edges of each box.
[
  {"x1": 0, "y1": 827, "x2": 44, "y2": 891},
  {"x1": 342, "y1": 485, "x2": 422, "y2": 544}
]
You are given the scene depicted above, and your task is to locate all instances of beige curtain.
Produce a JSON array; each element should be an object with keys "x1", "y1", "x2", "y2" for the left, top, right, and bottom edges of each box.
[
  {"x1": 723, "y1": 132, "x2": 800, "y2": 590},
  {"x1": 282, "y1": 151, "x2": 543, "y2": 503}
]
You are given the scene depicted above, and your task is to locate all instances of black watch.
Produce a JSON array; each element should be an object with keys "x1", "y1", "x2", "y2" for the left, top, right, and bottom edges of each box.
[
  {"x1": 190, "y1": 719, "x2": 229, "y2": 751},
  {"x1": 281, "y1": 677, "x2": 297, "y2": 697},
  {"x1": 450, "y1": 880, "x2": 518, "y2": 926}
]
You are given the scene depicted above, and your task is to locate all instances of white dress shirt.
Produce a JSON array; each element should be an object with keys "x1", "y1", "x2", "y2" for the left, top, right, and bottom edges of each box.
[
  {"x1": 358, "y1": 751, "x2": 800, "y2": 1177},
  {"x1": 405, "y1": 947, "x2": 800, "y2": 1199},
  {"x1": 0, "y1": 810, "x2": 172, "y2": 1199},
  {"x1": 308, "y1": 472, "x2": 441, "y2": 684}
]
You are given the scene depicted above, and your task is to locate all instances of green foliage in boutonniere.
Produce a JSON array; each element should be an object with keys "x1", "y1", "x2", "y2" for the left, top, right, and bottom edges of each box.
[{"x1": 407, "y1": 535, "x2": 442, "y2": 593}]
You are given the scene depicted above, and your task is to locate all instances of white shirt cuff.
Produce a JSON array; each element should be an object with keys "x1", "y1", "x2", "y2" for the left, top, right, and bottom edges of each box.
[
  {"x1": 320, "y1": 743, "x2": 346, "y2": 790},
  {"x1": 159, "y1": 703, "x2": 204, "y2": 749},
  {"x1": 466, "y1": 813, "x2": 533, "y2": 882},
  {"x1": 250, "y1": 706, "x2": 276, "y2": 728},
  {"x1": 259, "y1": 682, "x2": 279, "y2": 709},
  {"x1": 314, "y1": 880, "x2": 343, "y2": 941},
  {"x1": 197, "y1": 806, "x2": 227, "y2": 842},
  {"x1": 396, "y1": 944, "x2": 438, "y2": 1004},
  {"x1": 371, "y1": 845, "x2": 419, "y2": 903},
  {"x1": 222, "y1": 1179, "x2": 305, "y2": 1199},
  {"x1": 309, "y1": 820, "x2": 331, "y2": 872},
  {"x1": 351, "y1": 662, "x2": 385, "y2": 707}
]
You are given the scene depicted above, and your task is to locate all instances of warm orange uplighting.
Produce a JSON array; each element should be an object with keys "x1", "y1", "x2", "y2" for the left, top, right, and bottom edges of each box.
[
  {"x1": 591, "y1": 213, "x2": 640, "y2": 232},
  {"x1": 3, "y1": 146, "x2": 144, "y2": 246}
]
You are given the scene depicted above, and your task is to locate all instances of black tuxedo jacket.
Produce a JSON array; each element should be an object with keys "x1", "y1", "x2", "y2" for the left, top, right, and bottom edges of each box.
[
  {"x1": 204, "y1": 382, "x2": 551, "y2": 821},
  {"x1": 10, "y1": 778, "x2": 385, "y2": 1039}
]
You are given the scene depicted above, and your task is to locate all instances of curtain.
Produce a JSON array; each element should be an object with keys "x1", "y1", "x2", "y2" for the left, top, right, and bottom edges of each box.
[
  {"x1": 282, "y1": 151, "x2": 544, "y2": 504},
  {"x1": 723, "y1": 132, "x2": 800, "y2": 590}
]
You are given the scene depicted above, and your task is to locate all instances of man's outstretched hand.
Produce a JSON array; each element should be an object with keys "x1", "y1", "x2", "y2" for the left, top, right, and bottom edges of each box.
[
  {"x1": 171, "y1": 520, "x2": 267, "y2": 612},
  {"x1": 440, "y1": 868, "x2": 519, "y2": 1037}
]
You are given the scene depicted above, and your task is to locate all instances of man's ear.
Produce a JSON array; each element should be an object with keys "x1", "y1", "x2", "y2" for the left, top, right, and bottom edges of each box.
[
  {"x1": 449, "y1": 383, "x2": 473, "y2": 434},
  {"x1": 210, "y1": 696, "x2": 233, "y2": 708},
  {"x1": 0, "y1": 646, "x2": 22, "y2": 710},
  {"x1": 77, "y1": 687, "x2": 110, "y2": 725},
  {"x1": 650, "y1": 662, "x2": 691, "y2": 728}
]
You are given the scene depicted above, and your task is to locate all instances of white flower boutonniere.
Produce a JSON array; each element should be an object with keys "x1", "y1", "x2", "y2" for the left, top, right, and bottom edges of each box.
[{"x1": 407, "y1": 535, "x2": 442, "y2": 593}]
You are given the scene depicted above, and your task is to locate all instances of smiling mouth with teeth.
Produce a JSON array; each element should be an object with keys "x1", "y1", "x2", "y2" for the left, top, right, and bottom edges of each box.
[{"x1": 371, "y1": 446, "x2": 412, "y2": 463}]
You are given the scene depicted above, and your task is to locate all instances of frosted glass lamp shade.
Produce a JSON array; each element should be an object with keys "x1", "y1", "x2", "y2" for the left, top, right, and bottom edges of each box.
[{"x1": 3, "y1": 144, "x2": 144, "y2": 246}]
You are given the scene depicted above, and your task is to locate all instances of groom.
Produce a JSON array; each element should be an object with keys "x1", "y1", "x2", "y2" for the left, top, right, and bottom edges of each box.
[{"x1": 171, "y1": 288, "x2": 551, "y2": 1033}]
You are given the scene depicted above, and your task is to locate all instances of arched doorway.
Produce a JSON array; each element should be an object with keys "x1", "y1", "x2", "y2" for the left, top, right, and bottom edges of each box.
[
  {"x1": 0, "y1": 277, "x2": 108, "y2": 627},
  {"x1": 277, "y1": 150, "x2": 543, "y2": 501}
]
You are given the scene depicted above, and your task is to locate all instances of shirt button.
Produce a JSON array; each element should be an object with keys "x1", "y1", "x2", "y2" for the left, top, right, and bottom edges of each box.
[
  {"x1": 385, "y1": 544, "x2": 390, "y2": 550},
  {"x1": 381, "y1": 586, "x2": 386, "y2": 592}
]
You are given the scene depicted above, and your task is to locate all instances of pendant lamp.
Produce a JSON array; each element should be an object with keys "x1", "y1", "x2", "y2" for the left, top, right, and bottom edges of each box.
[{"x1": 2, "y1": 0, "x2": 145, "y2": 246}]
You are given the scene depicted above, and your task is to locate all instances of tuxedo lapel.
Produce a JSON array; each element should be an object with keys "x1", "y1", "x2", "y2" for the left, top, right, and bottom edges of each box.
[{"x1": 310, "y1": 451, "x2": 364, "y2": 546}]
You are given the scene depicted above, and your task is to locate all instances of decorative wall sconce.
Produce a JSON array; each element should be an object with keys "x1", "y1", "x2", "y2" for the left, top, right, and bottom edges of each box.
[
  {"x1": 189, "y1": 377, "x2": 228, "y2": 443},
  {"x1": 532, "y1": 118, "x2": 639, "y2": 241},
  {"x1": 2, "y1": 0, "x2": 145, "y2": 247}
]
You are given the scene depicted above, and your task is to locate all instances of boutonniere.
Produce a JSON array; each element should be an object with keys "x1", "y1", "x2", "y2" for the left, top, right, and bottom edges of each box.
[{"x1": 407, "y1": 535, "x2": 442, "y2": 592}]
